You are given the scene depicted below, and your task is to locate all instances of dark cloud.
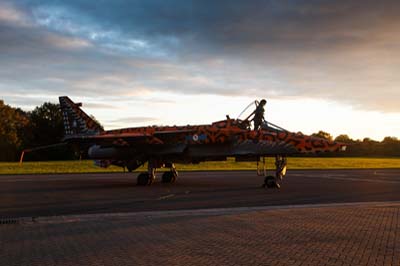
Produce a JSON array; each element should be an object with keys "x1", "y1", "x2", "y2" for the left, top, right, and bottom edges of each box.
[
  {"x1": 16, "y1": 0, "x2": 400, "y2": 53},
  {"x1": 1, "y1": 0, "x2": 400, "y2": 112}
]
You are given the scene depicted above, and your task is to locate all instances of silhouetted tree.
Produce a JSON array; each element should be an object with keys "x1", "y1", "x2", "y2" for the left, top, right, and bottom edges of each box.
[
  {"x1": 0, "y1": 100, "x2": 29, "y2": 160},
  {"x1": 312, "y1": 130, "x2": 333, "y2": 141},
  {"x1": 382, "y1": 136, "x2": 398, "y2": 144},
  {"x1": 381, "y1": 136, "x2": 400, "y2": 156},
  {"x1": 363, "y1": 137, "x2": 376, "y2": 143},
  {"x1": 28, "y1": 102, "x2": 64, "y2": 146},
  {"x1": 23, "y1": 102, "x2": 75, "y2": 161},
  {"x1": 334, "y1": 134, "x2": 352, "y2": 143}
]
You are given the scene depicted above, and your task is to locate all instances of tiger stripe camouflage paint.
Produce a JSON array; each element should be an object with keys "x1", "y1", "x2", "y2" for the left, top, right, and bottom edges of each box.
[
  {"x1": 57, "y1": 96, "x2": 346, "y2": 177},
  {"x1": 103, "y1": 119, "x2": 345, "y2": 154}
]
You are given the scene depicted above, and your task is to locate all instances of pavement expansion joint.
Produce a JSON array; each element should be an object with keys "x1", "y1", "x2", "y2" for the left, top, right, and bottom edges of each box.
[{"x1": 13, "y1": 200, "x2": 400, "y2": 225}]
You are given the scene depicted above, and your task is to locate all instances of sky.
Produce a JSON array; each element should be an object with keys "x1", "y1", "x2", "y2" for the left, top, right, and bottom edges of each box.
[{"x1": 0, "y1": 0, "x2": 399, "y2": 141}]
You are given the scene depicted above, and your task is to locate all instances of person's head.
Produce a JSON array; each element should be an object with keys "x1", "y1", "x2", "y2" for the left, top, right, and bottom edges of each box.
[{"x1": 260, "y1": 99, "x2": 267, "y2": 106}]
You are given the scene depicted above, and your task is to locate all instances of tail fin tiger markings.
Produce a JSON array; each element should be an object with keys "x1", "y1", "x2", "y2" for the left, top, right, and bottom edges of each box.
[{"x1": 59, "y1": 96, "x2": 104, "y2": 136}]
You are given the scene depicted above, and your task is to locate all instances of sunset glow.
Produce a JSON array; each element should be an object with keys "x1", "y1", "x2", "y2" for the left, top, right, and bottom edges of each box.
[{"x1": 1, "y1": 1, "x2": 399, "y2": 141}]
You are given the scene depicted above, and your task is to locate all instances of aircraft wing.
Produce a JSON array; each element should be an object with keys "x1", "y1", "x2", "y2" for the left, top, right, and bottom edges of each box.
[{"x1": 63, "y1": 129, "x2": 195, "y2": 146}]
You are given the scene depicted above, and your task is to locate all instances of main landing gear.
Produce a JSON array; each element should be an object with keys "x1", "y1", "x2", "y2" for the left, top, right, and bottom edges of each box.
[
  {"x1": 136, "y1": 161, "x2": 178, "y2": 186},
  {"x1": 261, "y1": 155, "x2": 287, "y2": 189}
]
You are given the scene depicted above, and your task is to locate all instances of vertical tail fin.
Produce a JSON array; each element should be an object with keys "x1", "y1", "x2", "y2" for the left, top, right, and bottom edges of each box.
[{"x1": 59, "y1": 96, "x2": 104, "y2": 136}]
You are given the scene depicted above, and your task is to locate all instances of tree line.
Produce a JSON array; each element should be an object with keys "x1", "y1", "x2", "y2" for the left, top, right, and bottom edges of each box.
[
  {"x1": 310, "y1": 131, "x2": 400, "y2": 157},
  {"x1": 0, "y1": 100, "x2": 75, "y2": 161},
  {"x1": 0, "y1": 100, "x2": 399, "y2": 161}
]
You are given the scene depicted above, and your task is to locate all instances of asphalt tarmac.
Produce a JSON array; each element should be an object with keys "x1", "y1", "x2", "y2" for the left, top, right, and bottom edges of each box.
[{"x1": 1, "y1": 169, "x2": 400, "y2": 219}]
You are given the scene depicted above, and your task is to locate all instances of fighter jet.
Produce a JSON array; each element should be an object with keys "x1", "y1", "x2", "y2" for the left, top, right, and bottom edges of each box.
[{"x1": 56, "y1": 96, "x2": 346, "y2": 188}]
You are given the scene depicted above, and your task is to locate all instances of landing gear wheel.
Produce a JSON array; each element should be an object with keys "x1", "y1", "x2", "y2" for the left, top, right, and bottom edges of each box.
[
  {"x1": 162, "y1": 171, "x2": 177, "y2": 183},
  {"x1": 264, "y1": 175, "x2": 280, "y2": 189},
  {"x1": 137, "y1": 173, "x2": 151, "y2": 186}
]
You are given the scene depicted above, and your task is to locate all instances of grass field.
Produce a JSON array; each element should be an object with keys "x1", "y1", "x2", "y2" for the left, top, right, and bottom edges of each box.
[{"x1": 1, "y1": 157, "x2": 400, "y2": 175}]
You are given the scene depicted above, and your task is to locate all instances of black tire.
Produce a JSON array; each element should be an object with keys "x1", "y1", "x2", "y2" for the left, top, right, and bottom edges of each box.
[
  {"x1": 162, "y1": 171, "x2": 177, "y2": 183},
  {"x1": 137, "y1": 173, "x2": 150, "y2": 186},
  {"x1": 264, "y1": 175, "x2": 278, "y2": 189}
]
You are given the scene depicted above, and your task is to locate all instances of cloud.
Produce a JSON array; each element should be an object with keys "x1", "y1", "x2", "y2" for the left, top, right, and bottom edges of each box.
[
  {"x1": 0, "y1": 2, "x2": 31, "y2": 26},
  {"x1": 1, "y1": 0, "x2": 400, "y2": 113},
  {"x1": 103, "y1": 116, "x2": 159, "y2": 129},
  {"x1": 45, "y1": 35, "x2": 92, "y2": 49},
  {"x1": 107, "y1": 116, "x2": 158, "y2": 124},
  {"x1": 82, "y1": 102, "x2": 118, "y2": 109}
]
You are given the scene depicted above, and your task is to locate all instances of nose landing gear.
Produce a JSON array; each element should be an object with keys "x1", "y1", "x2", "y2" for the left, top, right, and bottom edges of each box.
[{"x1": 262, "y1": 155, "x2": 287, "y2": 189}]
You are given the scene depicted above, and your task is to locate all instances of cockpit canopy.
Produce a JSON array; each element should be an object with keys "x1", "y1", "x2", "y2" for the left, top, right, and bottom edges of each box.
[{"x1": 212, "y1": 99, "x2": 288, "y2": 132}]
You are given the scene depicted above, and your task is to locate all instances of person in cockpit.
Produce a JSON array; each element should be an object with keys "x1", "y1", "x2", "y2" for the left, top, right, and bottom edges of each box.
[{"x1": 253, "y1": 99, "x2": 266, "y2": 130}]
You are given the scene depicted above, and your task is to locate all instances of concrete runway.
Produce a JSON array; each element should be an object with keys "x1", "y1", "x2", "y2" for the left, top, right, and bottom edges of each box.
[
  {"x1": 1, "y1": 169, "x2": 400, "y2": 219},
  {"x1": 2, "y1": 169, "x2": 400, "y2": 266}
]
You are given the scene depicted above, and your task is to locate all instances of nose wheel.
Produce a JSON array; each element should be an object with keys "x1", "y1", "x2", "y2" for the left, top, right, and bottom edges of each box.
[{"x1": 263, "y1": 175, "x2": 280, "y2": 189}]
